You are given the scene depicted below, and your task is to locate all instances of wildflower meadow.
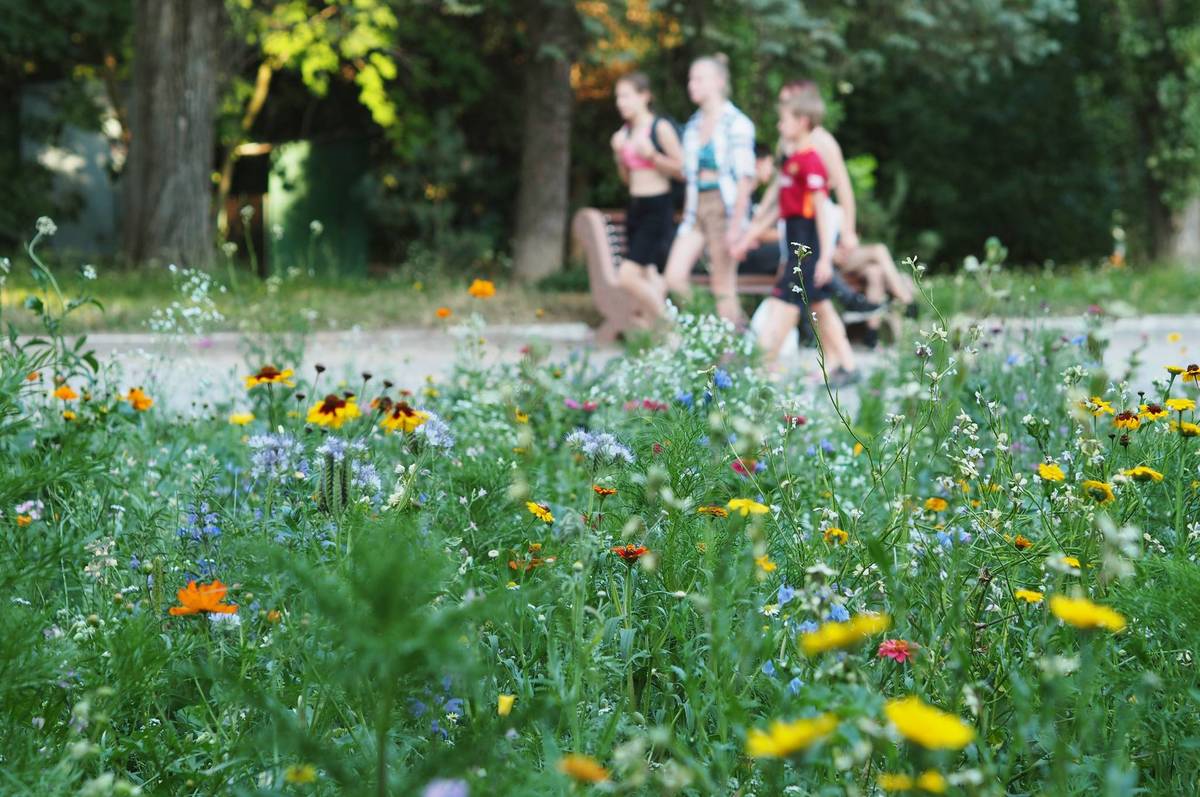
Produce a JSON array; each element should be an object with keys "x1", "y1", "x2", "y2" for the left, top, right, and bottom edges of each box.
[{"x1": 3, "y1": 225, "x2": 1199, "y2": 796}]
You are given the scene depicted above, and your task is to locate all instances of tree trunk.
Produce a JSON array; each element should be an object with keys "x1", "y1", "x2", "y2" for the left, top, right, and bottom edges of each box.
[
  {"x1": 1166, "y1": 197, "x2": 1200, "y2": 262},
  {"x1": 511, "y1": 1, "x2": 578, "y2": 282},
  {"x1": 121, "y1": 0, "x2": 223, "y2": 267}
]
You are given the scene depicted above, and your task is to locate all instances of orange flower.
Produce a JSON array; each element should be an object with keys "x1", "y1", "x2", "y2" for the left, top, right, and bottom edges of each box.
[
  {"x1": 592, "y1": 485, "x2": 617, "y2": 497},
  {"x1": 924, "y1": 497, "x2": 948, "y2": 512},
  {"x1": 169, "y1": 580, "x2": 238, "y2": 616},
  {"x1": 124, "y1": 387, "x2": 154, "y2": 412},
  {"x1": 613, "y1": 544, "x2": 648, "y2": 563},
  {"x1": 1013, "y1": 534, "x2": 1033, "y2": 550},
  {"x1": 467, "y1": 278, "x2": 496, "y2": 299},
  {"x1": 54, "y1": 384, "x2": 78, "y2": 401},
  {"x1": 436, "y1": 307, "x2": 452, "y2": 319},
  {"x1": 697, "y1": 505, "x2": 729, "y2": 518},
  {"x1": 16, "y1": 515, "x2": 33, "y2": 527},
  {"x1": 26, "y1": 371, "x2": 40, "y2": 382},
  {"x1": 558, "y1": 753, "x2": 609, "y2": 783}
]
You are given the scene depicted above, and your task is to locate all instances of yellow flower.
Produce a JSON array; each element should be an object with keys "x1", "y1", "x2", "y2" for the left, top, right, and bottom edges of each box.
[
  {"x1": 800, "y1": 613, "x2": 890, "y2": 655},
  {"x1": 884, "y1": 696, "x2": 976, "y2": 750},
  {"x1": 1167, "y1": 365, "x2": 1186, "y2": 375},
  {"x1": 1139, "y1": 403, "x2": 1168, "y2": 422},
  {"x1": 53, "y1": 384, "x2": 78, "y2": 401},
  {"x1": 467, "y1": 278, "x2": 496, "y2": 299},
  {"x1": 1168, "y1": 332, "x2": 1182, "y2": 343},
  {"x1": 823, "y1": 527, "x2": 849, "y2": 545},
  {"x1": 697, "y1": 505, "x2": 729, "y2": 518},
  {"x1": 557, "y1": 753, "x2": 609, "y2": 783},
  {"x1": 1062, "y1": 555, "x2": 1082, "y2": 569},
  {"x1": 878, "y1": 773, "x2": 914, "y2": 792},
  {"x1": 923, "y1": 497, "x2": 948, "y2": 512},
  {"x1": 1080, "y1": 396, "x2": 1114, "y2": 416},
  {"x1": 124, "y1": 387, "x2": 154, "y2": 411},
  {"x1": 1081, "y1": 480, "x2": 1114, "y2": 504},
  {"x1": 514, "y1": 409, "x2": 529, "y2": 424},
  {"x1": 498, "y1": 694, "x2": 516, "y2": 717},
  {"x1": 1121, "y1": 465, "x2": 1164, "y2": 482},
  {"x1": 755, "y1": 554, "x2": 777, "y2": 573},
  {"x1": 526, "y1": 501, "x2": 554, "y2": 523},
  {"x1": 283, "y1": 763, "x2": 317, "y2": 785},
  {"x1": 1049, "y1": 594, "x2": 1126, "y2": 632},
  {"x1": 229, "y1": 412, "x2": 255, "y2": 426},
  {"x1": 1185, "y1": 364, "x2": 1200, "y2": 384},
  {"x1": 916, "y1": 770, "x2": 948, "y2": 794},
  {"x1": 1014, "y1": 588, "x2": 1044, "y2": 604},
  {"x1": 380, "y1": 401, "x2": 430, "y2": 434},
  {"x1": 305, "y1": 394, "x2": 361, "y2": 429},
  {"x1": 853, "y1": 442, "x2": 864, "y2": 456},
  {"x1": 1112, "y1": 411, "x2": 1140, "y2": 431},
  {"x1": 745, "y1": 714, "x2": 838, "y2": 758},
  {"x1": 727, "y1": 498, "x2": 769, "y2": 516},
  {"x1": 62, "y1": 410, "x2": 77, "y2": 421},
  {"x1": 1037, "y1": 462, "x2": 1065, "y2": 482},
  {"x1": 244, "y1": 365, "x2": 295, "y2": 390},
  {"x1": 1166, "y1": 397, "x2": 1196, "y2": 413},
  {"x1": 1172, "y1": 420, "x2": 1200, "y2": 437}
]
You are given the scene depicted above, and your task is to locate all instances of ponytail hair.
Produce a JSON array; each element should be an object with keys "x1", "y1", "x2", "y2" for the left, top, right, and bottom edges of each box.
[{"x1": 693, "y1": 53, "x2": 731, "y2": 97}]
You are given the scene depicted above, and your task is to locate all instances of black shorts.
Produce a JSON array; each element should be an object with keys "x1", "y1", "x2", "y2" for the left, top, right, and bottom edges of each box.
[
  {"x1": 773, "y1": 216, "x2": 830, "y2": 307},
  {"x1": 625, "y1": 193, "x2": 675, "y2": 271},
  {"x1": 741, "y1": 241, "x2": 782, "y2": 275}
]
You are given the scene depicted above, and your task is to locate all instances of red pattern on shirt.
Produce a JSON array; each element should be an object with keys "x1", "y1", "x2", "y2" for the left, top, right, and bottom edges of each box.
[{"x1": 778, "y1": 148, "x2": 828, "y2": 220}]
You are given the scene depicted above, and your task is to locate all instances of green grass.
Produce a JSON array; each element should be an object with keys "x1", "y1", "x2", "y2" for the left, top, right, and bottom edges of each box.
[{"x1": 1, "y1": 253, "x2": 1194, "y2": 335}]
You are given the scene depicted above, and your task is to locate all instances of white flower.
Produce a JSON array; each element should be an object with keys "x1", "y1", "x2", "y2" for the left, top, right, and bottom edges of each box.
[
  {"x1": 35, "y1": 216, "x2": 57, "y2": 236},
  {"x1": 309, "y1": 220, "x2": 324, "y2": 236}
]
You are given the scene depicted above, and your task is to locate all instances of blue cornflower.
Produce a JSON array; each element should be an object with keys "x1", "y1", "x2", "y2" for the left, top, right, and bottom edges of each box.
[
  {"x1": 787, "y1": 677, "x2": 804, "y2": 694},
  {"x1": 820, "y1": 438, "x2": 835, "y2": 453},
  {"x1": 778, "y1": 584, "x2": 796, "y2": 605},
  {"x1": 676, "y1": 391, "x2": 694, "y2": 408},
  {"x1": 827, "y1": 604, "x2": 850, "y2": 623},
  {"x1": 761, "y1": 660, "x2": 776, "y2": 677},
  {"x1": 796, "y1": 620, "x2": 820, "y2": 635},
  {"x1": 714, "y1": 369, "x2": 733, "y2": 389}
]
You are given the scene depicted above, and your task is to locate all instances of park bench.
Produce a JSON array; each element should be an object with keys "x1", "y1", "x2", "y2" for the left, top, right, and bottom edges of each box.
[{"x1": 571, "y1": 207, "x2": 774, "y2": 343}]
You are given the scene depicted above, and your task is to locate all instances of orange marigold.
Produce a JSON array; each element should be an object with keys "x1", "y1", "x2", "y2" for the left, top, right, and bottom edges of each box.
[{"x1": 169, "y1": 580, "x2": 238, "y2": 616}]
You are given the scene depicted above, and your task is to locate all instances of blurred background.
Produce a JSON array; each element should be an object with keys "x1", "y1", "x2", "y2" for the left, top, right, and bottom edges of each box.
[{"x1": 3, "y1": 0, "x2": 1199, "y2": 288}]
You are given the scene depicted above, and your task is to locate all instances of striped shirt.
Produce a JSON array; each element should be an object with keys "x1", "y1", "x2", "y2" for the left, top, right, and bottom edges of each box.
[{"x1": 679, "y1": 100, "x2": 756, "y2": 232}]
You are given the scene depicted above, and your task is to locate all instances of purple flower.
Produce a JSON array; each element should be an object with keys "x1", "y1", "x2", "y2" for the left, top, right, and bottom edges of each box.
[{"x1": 423, "y1": 780, "x2": 469, "y2": 797}]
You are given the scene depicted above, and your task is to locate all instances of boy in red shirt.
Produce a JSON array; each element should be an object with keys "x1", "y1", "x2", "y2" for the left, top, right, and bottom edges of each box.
[{"x1": 734, "y1": 88, "x2": 858, "y2": 383}]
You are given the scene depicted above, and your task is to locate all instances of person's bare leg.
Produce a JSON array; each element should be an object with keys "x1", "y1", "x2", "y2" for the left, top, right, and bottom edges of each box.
[
  {"x1": 861, "y1": 266, "x2": 886, "y2": 333},
  {"x1": 865, "y1": 244, "x2": 914, "y2": 304},
  {"x1": 617, "y1": 259, "x2": 666, "y2": 320},
  {"x1": 662, "y1": 229, "x2": 705, "y2": 299},
  {"x1": 812, "y1": 299, "x2": 855, "y2": 373},
  {"x1": 704, "y1": 213, "x2": 742, "y2": 325},
  {"x1": 756, "y1": 298, "x2": 800, "y2": 370}
]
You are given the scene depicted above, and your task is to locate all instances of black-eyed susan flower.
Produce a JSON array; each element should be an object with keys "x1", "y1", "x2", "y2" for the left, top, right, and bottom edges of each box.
[
  {"x1": 557, "y1": 753, "x2": 608, "y2": 783},
  {"x1": 380, "y1": 401, "x2": 429, "y2": 434},
  {"x1": 727, "y1": 498, "x2": 769, "y2": 516},
  {"x1": 1080, "y1": 396, "x2": 1114, "y2": 417},
  {"x1": 1081, "y1": 479, "x2": 1115, "y2": 504},
  {"x1": 1122, "y1": 465, "x2": 1164, "y2": 482},
  {"x1": 1014, "y1": 588, "x2": 1044, "y2": 604},
  {"x1": 245, "y1": 365, "x2": 295, "y2": 390},
  {"x1": 1139, "y1": 403, "x2": 1168, "y2": 422},
  {"x1": 1184, "y1": 364, "x2": 1200, "y2": 384},
  {"x1": 823, "y1": 527, "x2": 849, "y2": 545},
  {"x1": 1049, "y1": 594, "x2": 1126, "y2": 632},
  {"x1": 745, "y1": 714, "x2": 838, "y2": 758},
  {"x1": 1172, "y1": 420, "x2": 1200, "y2": 437},
  {"x1": 306, "y1": 394, "x2": 361, "y2": 429},
  {"x1": 514, "y1": 409, "x2": 529, "y2": 424},
  {"x1": 123, "y1": 387, "x2": 153, "y2": 411},
  {"x1": 1112, "y1": 410, "x2": 1140, "y2": 431},
  {"x1": 800, "y1": 613, "x2": 890, "y2": 655},
  {"x1": 884, "y1": 696, "x2": 975, "y2": 750},
  {"x1": 467, "y1": 278, "x2": 496, "y2": 299},
  {"x1": 1037, "y1": 462, "x2": 1065, "y2": 482},
  {"x1": 526, "y1": 501, "x2": 554, "y2": 523},
  {"x1": 1166, "y1": 397, "x2": 1196, "y2": 413}
]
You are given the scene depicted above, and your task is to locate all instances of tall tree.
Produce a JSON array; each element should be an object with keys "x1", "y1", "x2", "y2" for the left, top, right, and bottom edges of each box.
[
  {"x1": 512, "y1": 0, "x2": 581, "y2": 282},
  {"x1": 121, "y1": 0, "x2": 224, "y2": 267}
]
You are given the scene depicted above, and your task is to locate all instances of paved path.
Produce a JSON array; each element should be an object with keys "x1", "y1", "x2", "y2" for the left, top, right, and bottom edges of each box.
[{"x1": 90, "y1": 314, "x2": 1198, "y2": 411}]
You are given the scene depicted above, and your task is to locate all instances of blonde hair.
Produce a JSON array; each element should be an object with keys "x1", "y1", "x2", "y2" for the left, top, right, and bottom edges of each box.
[
  {"x1": 780, "y1": 81, "x2": 825, "y2": 128},
  {"x1": 692, "y1": 53, "x2": 731, "y2": 97}
]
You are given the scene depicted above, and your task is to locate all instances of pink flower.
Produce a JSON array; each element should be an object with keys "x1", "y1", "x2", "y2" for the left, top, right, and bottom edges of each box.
[
  {"x1": 877, "y1": 639, "x2": 917, "y2": 663},
  {"x1": 564, "y1": 398, "x2": 598, "y2": 411},
  {"x1": 641, "y1": 398, "x2": 668, "y2": 412}
]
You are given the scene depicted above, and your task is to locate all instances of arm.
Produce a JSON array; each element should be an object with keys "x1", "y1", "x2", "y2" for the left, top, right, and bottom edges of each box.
[
  {"x1": 650, "y1": 119, "x2": 684, "y2": 181},
  {"x1": 813, "y1": 191, "x2": 835, "y2": 287},
  {"x1": 611, "y1": 130, "x2": 629, "y2": 186},
  {"x1": 814, "y1": 129, "x2": 857, "y2": 248}
]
